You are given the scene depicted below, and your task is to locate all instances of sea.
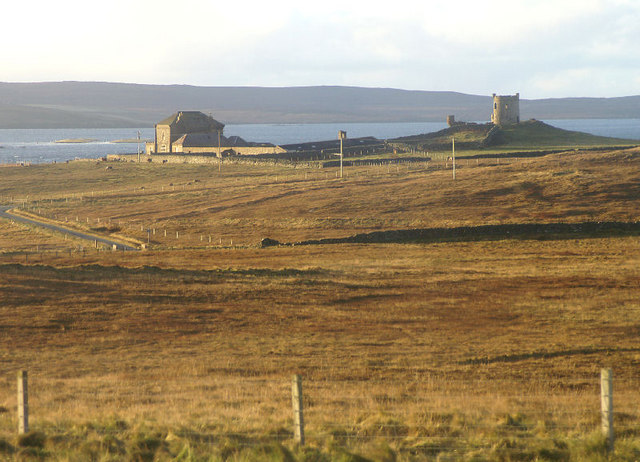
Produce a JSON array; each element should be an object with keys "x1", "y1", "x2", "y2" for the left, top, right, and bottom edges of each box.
[{"x1": 0, "y1": 119, "x2": 639, "y2": 165}]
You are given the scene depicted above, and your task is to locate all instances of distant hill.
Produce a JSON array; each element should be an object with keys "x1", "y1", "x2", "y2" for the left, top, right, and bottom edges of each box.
[{"x1": 0, "y1": 82, "x2": 639, "y2": 128}]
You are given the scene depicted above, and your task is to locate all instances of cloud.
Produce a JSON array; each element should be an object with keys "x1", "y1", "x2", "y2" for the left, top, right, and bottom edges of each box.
[
  {"x1": 1, "y1": 0, "x2": 639, "y2": 97},
  {"x1": 527, "y1": 67, "x2": 640, "y2": 98}
]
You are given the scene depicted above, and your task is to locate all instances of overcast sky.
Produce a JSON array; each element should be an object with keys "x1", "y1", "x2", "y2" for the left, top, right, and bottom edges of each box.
[{"x1": 2, "y1": 0, "x2": 639, "y2": 98}]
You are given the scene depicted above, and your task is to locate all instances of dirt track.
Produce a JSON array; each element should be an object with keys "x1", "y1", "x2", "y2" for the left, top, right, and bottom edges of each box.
[{"x1": 0, "y1": 206, "x2": 138, "y2": 250}]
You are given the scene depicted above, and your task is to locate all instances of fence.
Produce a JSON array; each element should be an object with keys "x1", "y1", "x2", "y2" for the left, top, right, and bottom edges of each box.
[
  {"x1": 7, "y1": 368, "x2": 630, "y2": 459},
  {"x1": 0, "y1": 158, "x2": 529, "y2": 253},
  {"x1": 0, "y1": 155, "x2": 523, "y2": 206}
]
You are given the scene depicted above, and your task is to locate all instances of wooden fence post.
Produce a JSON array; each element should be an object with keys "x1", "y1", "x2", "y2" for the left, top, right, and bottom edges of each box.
[
  {"x1": 291, "y1": 374, "x2": 305, "y2": 445},
  {"x1": 601, "y1": 368, "x2": 614, "y2": 452},
  {"x1": 17, "y1": 370, "x2": 28, "y2": 434}
]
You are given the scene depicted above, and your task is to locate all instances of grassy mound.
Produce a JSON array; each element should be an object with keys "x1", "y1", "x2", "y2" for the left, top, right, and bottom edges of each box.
[
  {"x1": 496, "y1": 119, "x2": 637, "y2": 148},
  {"x1": 390, "y1": 123, "x2": 494, "y2": 150},
  {"x1": 390, "y1": 119, "x2": 638, "y2": 152}
]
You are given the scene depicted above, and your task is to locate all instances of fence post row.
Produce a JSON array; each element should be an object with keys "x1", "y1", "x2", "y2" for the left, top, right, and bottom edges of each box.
[
  {"x1": 10, "y1": 369, "x2": 619, "y2": 449},
  {"x1": 601, "y1": 368, "x2": 614, "y2": 452},
  {"x1": 17, "y1": 370, "x2": 28, "y2": 434},
  {"x1": 291, "y1": 374, "x2": 305, "y2": 445}
]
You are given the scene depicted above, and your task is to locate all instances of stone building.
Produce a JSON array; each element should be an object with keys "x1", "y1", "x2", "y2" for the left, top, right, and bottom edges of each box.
[
  {"x1": 151, "y1": 111, "x2": 224, "y2": 154},
  {"x1": 491, "y1": 93, "x2": 520, "y2": 125},
  {"x1": 146, "y1": 111, "x2": 285, "y2": 156},
  {"x1": 171, "y1": 133, "x2": 286, "y2": 156}
]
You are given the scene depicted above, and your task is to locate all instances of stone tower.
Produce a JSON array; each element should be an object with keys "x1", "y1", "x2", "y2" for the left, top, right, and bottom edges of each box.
[{"x1": 491, "y1": 93, "x2": 520, "y2": 125}]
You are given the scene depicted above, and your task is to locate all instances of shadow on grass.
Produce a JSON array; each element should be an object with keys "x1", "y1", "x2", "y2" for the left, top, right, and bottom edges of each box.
[
  {"x1": 264, "y1": 221, "x2": 640, "y2": 247},
  {"x1": 0, "y1": 263, "x2": 328, "y2": 280},
  {"x1": 459, "y1": 346, "x2": 640, "y2": 365}
]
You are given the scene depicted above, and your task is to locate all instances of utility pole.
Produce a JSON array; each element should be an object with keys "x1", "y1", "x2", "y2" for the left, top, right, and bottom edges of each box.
[
  {"x1": 218, "y1": 129, "x2": 222, "y2": 173},
  {"x1": 452, "y1": 136, "x2": 456, "y2": 180},
  {"x1": 137, "y1": 130, "x2": 141, "y2": 163},
  {"x1": 338, "y1": 130, "x2": 347, "y2": 179}
]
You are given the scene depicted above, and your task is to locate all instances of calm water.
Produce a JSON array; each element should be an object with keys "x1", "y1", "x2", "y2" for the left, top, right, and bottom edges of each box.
[{"x1": 1, "y1": 119, "x2": 638, "y2": 164}]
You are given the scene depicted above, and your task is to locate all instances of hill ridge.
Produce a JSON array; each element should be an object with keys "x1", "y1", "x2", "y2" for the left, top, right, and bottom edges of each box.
[{"x1": 1, "y1": 82, "x2": 639, "y2": 128}]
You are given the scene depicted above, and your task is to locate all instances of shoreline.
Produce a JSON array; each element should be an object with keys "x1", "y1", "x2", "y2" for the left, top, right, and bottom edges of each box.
[{"x1": 54, "y1": 138, "x2": 99, "y2": 143}]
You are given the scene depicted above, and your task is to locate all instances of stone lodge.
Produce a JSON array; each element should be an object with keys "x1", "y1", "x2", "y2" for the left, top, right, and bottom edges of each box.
[{"x1": 146, "y1": 111, "x2": 285, "y2": 156}]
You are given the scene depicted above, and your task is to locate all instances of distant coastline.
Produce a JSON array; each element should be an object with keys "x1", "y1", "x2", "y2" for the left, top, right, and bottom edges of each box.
[
  {"x1": 55, "y1": 138, "x2": 99, "y2": 143},
  {"x1": 54, "y1": 137, "x2": 151, "y2": 144},
  {"x1": 1, "y1": 119, "x2": 639, "y2": 165},
  {"x1": 112, "y1": 138, "x2": 152, "y2": 143}
]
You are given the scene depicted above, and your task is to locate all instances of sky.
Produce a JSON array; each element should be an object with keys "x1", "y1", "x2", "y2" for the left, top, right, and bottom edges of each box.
[{"x1": 2, "y1": 0, "x2": 639, "y2": 98}]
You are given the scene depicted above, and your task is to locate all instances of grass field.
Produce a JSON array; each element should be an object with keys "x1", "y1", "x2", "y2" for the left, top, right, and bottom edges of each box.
[{"x1": 0, "y1": 145, "x2": 640, "y2": 460}]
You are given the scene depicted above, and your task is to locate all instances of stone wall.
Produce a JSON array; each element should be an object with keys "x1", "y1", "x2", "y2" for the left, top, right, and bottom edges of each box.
[
  {"x1": 105, "y1": 153, "x2": 320, "y2": 169},
  {"x1": 178, "y1": 146, "x2": 287, "y2": 155},
  {"x1": 148, "y1": 139, "x2": 286, "y2": 156},
  {"x1": 155, "y1": 125, "x2": 171, "y2": 153},
  {"x1": 108, "y1": 154, "x2": 220, "y2": 164}
]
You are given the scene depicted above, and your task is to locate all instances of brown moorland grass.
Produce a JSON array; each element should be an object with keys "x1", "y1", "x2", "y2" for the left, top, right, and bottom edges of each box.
[
  {"x1": 0, "y1": 148, "x2": 639, "y2": 460},
  {"x1": 0, "y1": 221, "x2": 79, "y2": 253},
  {"x1": 4, "y1": 147, "x2": 640, "y2": 249},
  {"x1": 0, "y1": 241, "x2": 638, "y2": 459}
]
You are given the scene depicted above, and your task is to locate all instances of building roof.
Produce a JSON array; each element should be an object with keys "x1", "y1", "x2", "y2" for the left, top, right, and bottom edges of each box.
[
  {"x1": 157, "y1": 111, "x2": 225, "y2": 133},
  {"x1": 281, "y1": 136, "x2": 381, "y2": 152},
  {"x1": 173, "y1": 133, "x2": 276, "y2": 148},
  {"x1": 225, "y1": 135, "x2": 248, "y2": 146},
  {"x1": 172, "y1": 133, "x2": 221, "y2": 148}
]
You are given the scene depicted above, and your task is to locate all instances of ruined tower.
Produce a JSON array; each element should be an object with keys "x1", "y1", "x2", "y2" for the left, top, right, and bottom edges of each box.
[{"x1": 491, "y1": 93, "x2": 520, "y2": 125}]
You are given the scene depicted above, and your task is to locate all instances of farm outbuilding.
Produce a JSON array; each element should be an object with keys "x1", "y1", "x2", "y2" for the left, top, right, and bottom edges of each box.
[{"x1": 146, "y1": 111, "x2": 285, "y2": 156}]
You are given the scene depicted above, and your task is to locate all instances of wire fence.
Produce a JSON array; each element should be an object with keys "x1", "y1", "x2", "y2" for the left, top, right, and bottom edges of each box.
[
  {"x1": 0, "y1": 157, "x2": 531, "y2": 253},
  {"x1": 0, "y1": 155, "x2": 523, "y2": 206},
  {"x1": 3, "y1": 367, "x2": 636, "y2": 458}
]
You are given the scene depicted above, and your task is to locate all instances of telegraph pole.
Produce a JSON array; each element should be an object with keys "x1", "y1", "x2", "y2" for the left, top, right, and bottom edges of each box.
[
  {"x1": 452, "y1": 136, "x2": 456, "y2": 180},
  {"x1": 218, "y1": 129, "x2": 222, "y2": 173},
  {"x1": 338, "y1": 130, "x2": 347, "y2": 179}
]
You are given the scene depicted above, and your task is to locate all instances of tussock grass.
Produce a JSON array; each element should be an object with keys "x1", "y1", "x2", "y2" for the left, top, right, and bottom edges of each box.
[
  {"x1": 0, "y1": 238, "x2": 638, "y2": 459},
  {"x1": 4, "y1": 147, "x2": 640, "y2": 248},
  {"x1": 0, "y1": 147, "x2": 640, "y2": 459}
]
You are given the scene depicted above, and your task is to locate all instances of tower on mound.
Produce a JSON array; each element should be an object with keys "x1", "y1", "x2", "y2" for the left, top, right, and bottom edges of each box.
[{"x1": 491, "y1": 93, "x2": 520, "y2": 126}]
